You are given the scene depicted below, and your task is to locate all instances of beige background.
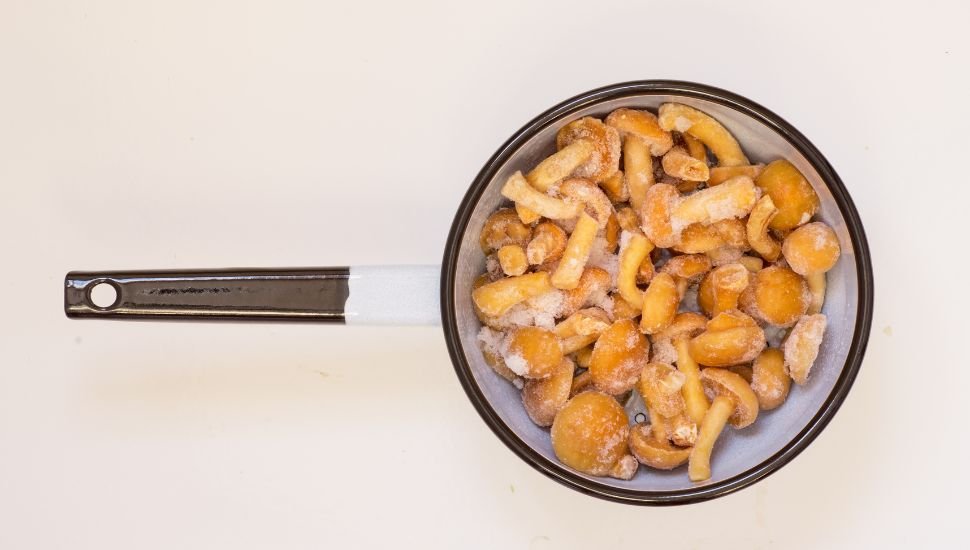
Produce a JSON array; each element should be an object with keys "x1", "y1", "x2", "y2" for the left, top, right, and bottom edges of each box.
[{"x1": 1, "y1": 1, "x2": 966, "y2": 548}]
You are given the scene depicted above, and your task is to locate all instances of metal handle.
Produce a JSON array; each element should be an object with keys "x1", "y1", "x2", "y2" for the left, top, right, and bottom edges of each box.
[{"x1": 64, "y1": 268, "x2": 351, "y2": 322}]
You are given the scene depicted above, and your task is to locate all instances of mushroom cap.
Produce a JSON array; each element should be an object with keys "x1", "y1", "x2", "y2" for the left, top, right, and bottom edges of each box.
[
  {"x1": 660, "y1": 253, "x2": 713, "y2": 282},
  {"x1": 637, "y1": 362, "x2": 686, "y2": 418},
  {"x1": 739, "y1": 266, "x2": 810, "y2": 327},
  {"x1": 628, "y1": 423, "x2": 691, "y2": 470},
  {"x1": 503, "y1": 326, "x2": 564, "y2": 379},
  {"x1": 555, "y1": 117, "x2": 621, "y2": 183},
  {"x1": 604, "y1": 108, "x2": 674, "y2": 156},
  {"x1": 522, "y1": 358, "x2": 574, "y2": 427},
  {"x1": 650, "y1": 312, "x2": 708, "y2": 364},
  {"x1": 589, "y1": 318, "x2": 649, "y2": 395},
  {"x1": 550, "y1": 391, "x2": 631, "y2": 476},
  {"x1": 700, "y1": 368, "x2": 759, "y2": 428},
  {"x1": 782, "y1": 222, "x2": 841, "y2": 276}
]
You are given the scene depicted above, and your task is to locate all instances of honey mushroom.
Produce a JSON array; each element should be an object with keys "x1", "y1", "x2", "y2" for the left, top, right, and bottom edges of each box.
[
  {"x1": 479, "y1": 208, "x2": 533, "y2": 254},
  {"x1": 605, "y1": 108, "x2": 675, "y2": 156},
  {"x1": 674, "y1": 335, "x2": 708, "y2": 424},
  {"x1": 739, "y1": 265, "x2": 810, "y2": 327},
  {"x1": 622, "y1": 137, "x2": 655, "y2": 212},
  {"x1": 662, "y1": 146, "x2": 710, "y2": 182},
  {"x1": 559, "y1": 178, "x2": 615, "y2": 229},
  {"x1": 551, "y1": 212, "x2": 599, "y2": 290},
  {"x1": 554, "y1": 307, "x2": 611, "y2": 354},
  {"x1": 605, "y1": 109, "x2": 673, "y2": 211},
  {"x1": 658, "y1": 103, "x2": 749, "y2": 167},
  {"x1": 501, "y1": 171, "x2": 582, "y2": 221},
  {"x1": 472, "y1": 272, "x2": 553, "y2": 317},
  {"x1": 751, "y1": 348, "x2": 791, "y2": 410},
  {"x1": 526, "y1": 222, "x2": 567, "y2": 265},
  {"x1": 589, "y1": 319, "x2": 650, "y2": 395},
  {"x1": 754, "y1": 159, "x2": 820, "y2": 231},
  {"x1": 782, "y1": 222, "x2": 841, "y2": 314},
  {"x1": 669, "y1": 176, "x2": 759, "y2": 230},
  {"x1": 522, "y1": 358, "x2": 575, "y2": 426},
  {"x1": 497, "y1": 245, "x2": 528, "y2": 276},
  {"x1": 784, "y1": 314, "x2": 827, "y2": 385},
  {"x1": 640, "y1": 183, "x2": 682, "y2": 248},
  {"x1": 551, "y1": 391, "x2": 638, "y2": 480},
  {"x1": 639, "y1": 272, "x2": 681, "y2": 335},
  {"x1": 708, "y1": 164, "x2": 764, "y2": 186},
  {"x1": 629, "y1": 423, "x2": 692, "y2": 470},
  {"x1": 516, "y1": 118, "x2": 620, "y2": 224},
  {"x1": 477, "y1": 326, "x2": 522, "y2": 385},
  {"x1": 500, "y1": 326, "x2": 564, "y2": 379},
  {"x1": 688, "y1": 310, "x2": 767, "y2": 367},
  {"x1": 525, "y1": 139, "x2": 596, "y2": 192},
  {"x1": 556, "y1": 117, "x2": 622, "y2": 183},
  {"x1": 688, "y1": 368, "x2": 759, "y2": 482},
  {"x1": 746, "y1": 195, "x2": 782, "y2": 261},
  {"x1": 617, "y1": 231, "x2": 654, "y2": 309},
  {"x1": 697, "y1": 263, "x2": 750, "y2": 317},
  {"x1": 647, "y1": 314, "x2": 709, "y2": 426},
  {"x1": 559, "y1": 267, "x2": 612, "y2": 318},
  {"x1": 638, "y1": 362, "x2": 697, "y2": 447}
]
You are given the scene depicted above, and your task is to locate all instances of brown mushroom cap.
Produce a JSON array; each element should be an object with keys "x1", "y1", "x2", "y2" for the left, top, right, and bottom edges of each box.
[
  {"x1": 782, "y1": 222, "x2": 842, "y2": 276},
  {"x1": 637, "y1": 362, "x2": 687, "y2": 418},
  {"x1": 628, "y1": 423, "x2": 691, "y2": 470},
  {"x1": 700, "y1": 368, "x2": 759, "y2": 428},
  {"x1": 589, "y1": 319, "x2": 649, "y2": 395},
  {"x1": 739, "y1": 266, "x2": 810, "y2": 327},
  {"x1": 555, "y1": 117, "x2": 621, "y2": 183},
  {"x1": 550, "y1": 391, "x2": 631, "y2": 476},
  {"x1": 522, "y1": 358, "x2": 574, "y2": 427},
  {"x1": 604, "y1": 108, "x2": 674, "y2": 156}
]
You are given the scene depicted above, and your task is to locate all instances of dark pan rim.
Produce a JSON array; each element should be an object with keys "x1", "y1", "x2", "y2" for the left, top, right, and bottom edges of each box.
[{"x1": 440, "y1": 80, "x2": 874, "y2": 505}]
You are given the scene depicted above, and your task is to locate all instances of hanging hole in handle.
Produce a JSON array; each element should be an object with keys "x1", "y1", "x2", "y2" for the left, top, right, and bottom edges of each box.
[{"x1": 88, "y1": 280, "x2": 120, "y2": 310}]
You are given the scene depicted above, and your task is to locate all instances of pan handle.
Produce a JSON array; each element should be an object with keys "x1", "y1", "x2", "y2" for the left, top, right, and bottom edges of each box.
[{"x1": 64, "y1": 265, "x2": 441, "y2": 325}]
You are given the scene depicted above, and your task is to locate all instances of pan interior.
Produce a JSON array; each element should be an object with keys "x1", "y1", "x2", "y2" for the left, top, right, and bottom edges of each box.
[{"x1": 452, "y1": 92, "x2": 859, "y2": 493}]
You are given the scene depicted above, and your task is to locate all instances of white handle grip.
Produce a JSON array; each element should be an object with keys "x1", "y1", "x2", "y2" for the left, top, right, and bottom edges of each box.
[{"x1": 345, "y1": 265, "x2": 441, "y2": 325}]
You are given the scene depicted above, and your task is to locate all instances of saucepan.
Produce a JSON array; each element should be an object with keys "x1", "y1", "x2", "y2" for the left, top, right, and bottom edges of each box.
[{"x1": 65, "y1": 80, "x2": 873, "y2": 505}]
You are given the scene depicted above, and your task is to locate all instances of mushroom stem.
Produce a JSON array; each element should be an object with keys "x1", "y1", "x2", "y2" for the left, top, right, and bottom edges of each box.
[
  {"x1": 675, "y1": 337, "x2": 709, "y2": 424},
  {"x1": 688, "y1": 395, "x2": 734, "y2": 481},
  {"x1": 806, "y1": 272, "x2": 826, "y2": 314},
  {"x1": 647, "y1": 407, "x2": 669, "y2": 442}
]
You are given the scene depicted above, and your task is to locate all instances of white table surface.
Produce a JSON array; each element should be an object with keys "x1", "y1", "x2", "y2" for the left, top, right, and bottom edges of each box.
[{"x1": 1, "y1": 1, "x2": 967, "y2": 548}]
